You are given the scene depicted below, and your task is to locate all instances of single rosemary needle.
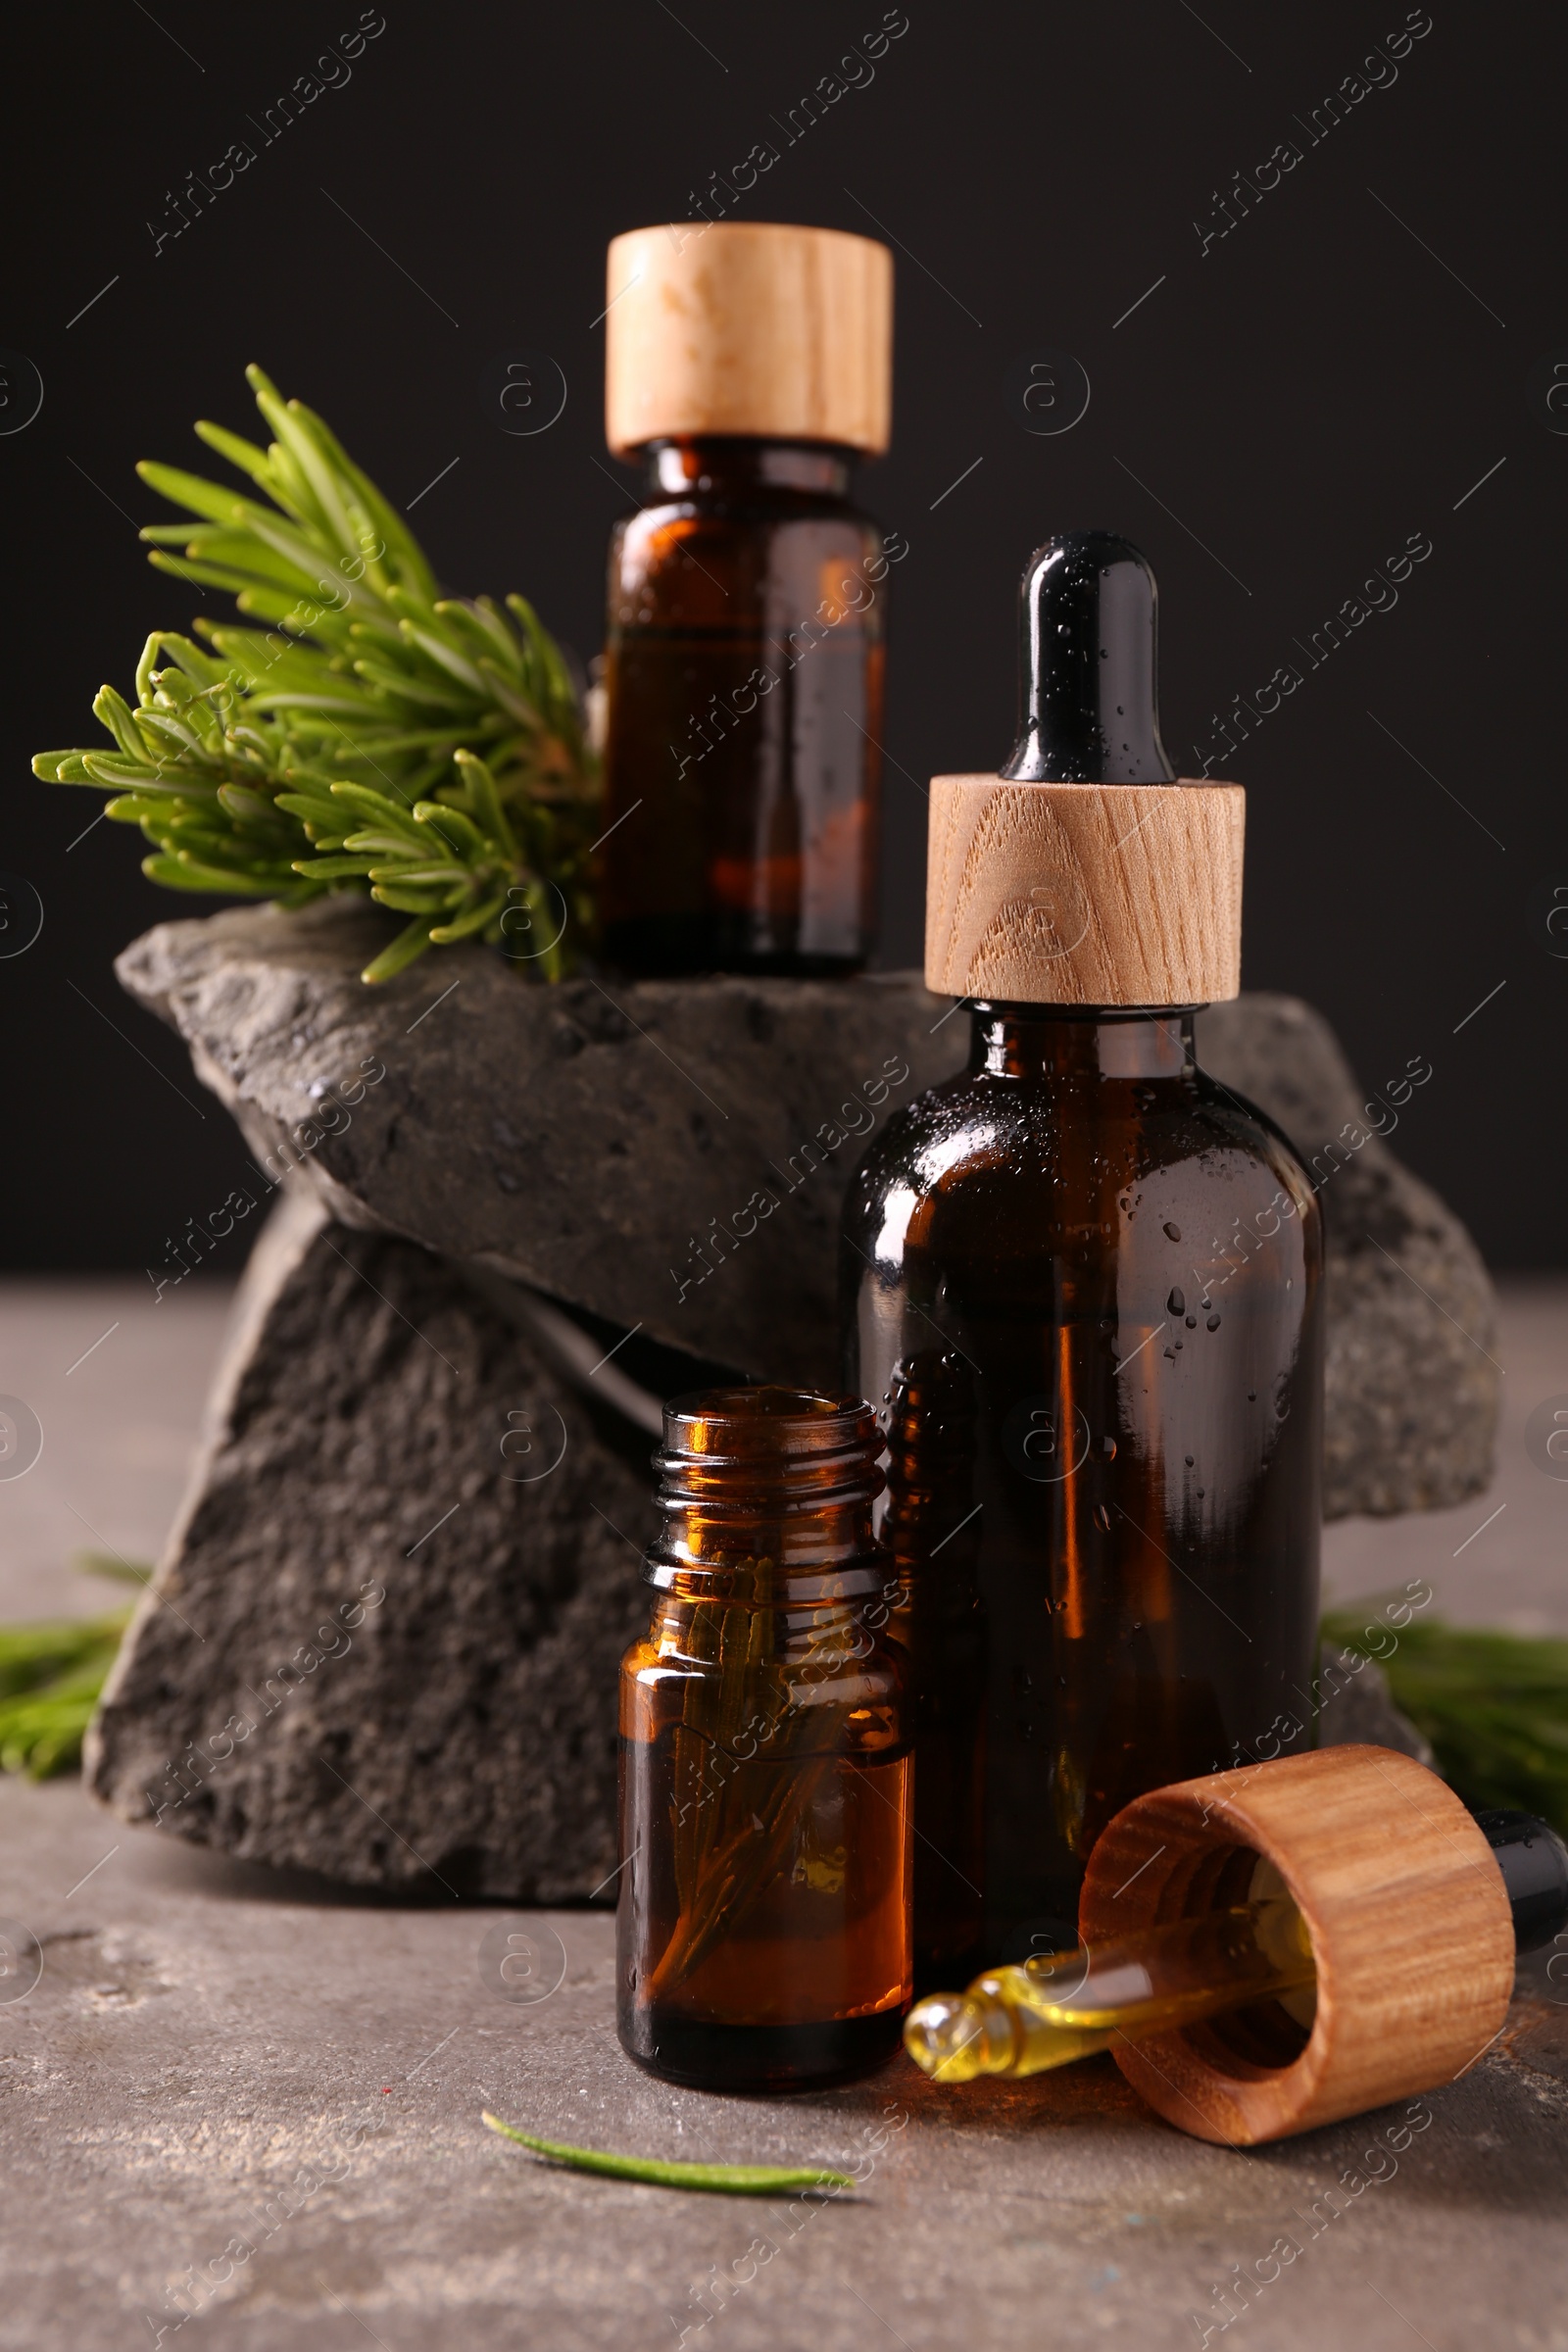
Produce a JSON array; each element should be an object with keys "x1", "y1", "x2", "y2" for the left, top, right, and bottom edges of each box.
[{"x1": 480, "y1": 2113, "x2": 856, "y2": 2195}]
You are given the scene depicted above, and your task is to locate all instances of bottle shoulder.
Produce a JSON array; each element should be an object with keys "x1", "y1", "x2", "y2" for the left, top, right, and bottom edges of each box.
[{"x1": 847, "y1": 1067, "x2": 1318, "y2": 1211}]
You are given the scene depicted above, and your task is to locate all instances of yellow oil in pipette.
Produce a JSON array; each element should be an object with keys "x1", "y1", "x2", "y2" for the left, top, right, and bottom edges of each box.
[{"x1": 904, "y1": 1894, "x2": 1316, "y2": 2083}]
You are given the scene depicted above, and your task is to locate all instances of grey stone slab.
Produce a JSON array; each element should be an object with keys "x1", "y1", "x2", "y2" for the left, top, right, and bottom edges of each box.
[
  {"x1": 0, "y1": 1772, "x2": 1563, "y2": 2352},
  {"x1": 85, "y1": 1186, "x2": 653, "y2": 1899},
  {"x1": 1314, "y1": 1649, "x2": 1434, "y2": 1765},
  {"x1": 1322, "y1": 1276, "x2": 1568, "y2": 1640},
  {"x1": 114, "y1": 900, "x2": 956, "y2": 1393},
  {"x1": 1198, "y1": 996, "x2": 1496, "y2": 1518},
  {"x1": 115, "y1": 904, "x2": 1496, "y2": 1516}
]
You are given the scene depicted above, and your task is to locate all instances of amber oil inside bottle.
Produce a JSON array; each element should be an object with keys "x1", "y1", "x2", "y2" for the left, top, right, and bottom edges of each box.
[
  {"x1": 616, "y1": 1386, "x2": 912, "y2": 2090},
  {"x1": 845, "y1": 1004, "x2": 1323, "y2": 1973},
  {"x1": 882, "y1": 1350, "x2": 986, "y2": 1984},
  {"x1": 600, "y1": 439, "x2": 886, "y2": 976}
]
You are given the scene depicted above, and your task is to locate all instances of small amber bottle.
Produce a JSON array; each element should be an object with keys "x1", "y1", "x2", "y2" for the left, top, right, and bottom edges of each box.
[
  {"x1": 843, "y1": 533, "x2": 1323, "y2": 1978},
  {"x1": 616, "y1": 1386, "x2": 912, "y2": 2090},
  {"x1": 599, "y1": 223, "x2": 894, "y2": 975}
]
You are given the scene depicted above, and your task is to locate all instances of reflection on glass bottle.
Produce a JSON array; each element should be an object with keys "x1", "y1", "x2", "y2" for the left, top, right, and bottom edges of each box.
[
  {"x1": 601, "y1": 439, "x2": 886, "y2": 974},
  {"x1": 882, "y1": 1348, "x2": 986, "y2": 1981},
  {"x1": 846, "y1": 1009, "x2": 1322, "y2": 1959}
]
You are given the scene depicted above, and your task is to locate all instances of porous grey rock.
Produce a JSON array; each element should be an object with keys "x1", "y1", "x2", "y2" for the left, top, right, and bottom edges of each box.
[
  {"x1": 85, "y1": 1185, "x2": 653, "y2": 1897},
  {"x1": 115, "y1": 901, "x2": 957, "y2": 1391},
  {"x1": 116, "y1": 903, "x2": 1495, "y2": 1516},
  {"x1": 1313, "y1": 1645, "x2": 1434, "y2": 1766}
]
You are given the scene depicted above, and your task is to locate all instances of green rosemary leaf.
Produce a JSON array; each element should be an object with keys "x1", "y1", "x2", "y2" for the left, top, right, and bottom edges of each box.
[
  {"x1": 429, "y1": 887, "x2": 508, "y2": 945},
  {"x1": 91, "y1": 686, "x2": 152, "y2": 765},
  {"x1": 146, "y1": 632, "x2": 227, "y2": 690},
  {"x1": 192, "y1": 416, "x2": 278, "y2": 489},
  {"x1": 453, "y1": 749, "x2": 517, "y2": 862},
  {"x1": 362, "y1": 913, "x2": 437, "y2": 984},
  {"x1": 346, "y1": 661, "x2": 464, "y2": 710},
  {"x1": 291, "y1": 855, "x2": 378, "y2": 880},
  {"x1": 398, "y1": 621, "x2": 488, "y2": 696},
  {"x1": 134, "y1": 461, "x2": 250, "y2": 527},
  {"x1": 411, "y1": 802, "x2": 487, "y2": 858},
  {"x1": 479, "y1": 2114, "x2": 856, "y2": 2196},
  {"x1": 32, "y1": 751, "x2": 90, "y2": 783},
  {"x1": 72, "y1": 1552, "x2": 155, "y2": 1588},
  {"x1": 368, "y1": 864, "x2": 466, "y2": 888},
  {"x1": 249, "y1": 383, "x2": 361, "y2": 564},
  {"x1": 369, "y1": 884, "x2": 454, "y2": 914},
  {"x1": 81, "y1": 753, "x2": 160, "y2": 788},
  {"x1": 144, "y1": 854, "x2": 277, "y2": 896}
]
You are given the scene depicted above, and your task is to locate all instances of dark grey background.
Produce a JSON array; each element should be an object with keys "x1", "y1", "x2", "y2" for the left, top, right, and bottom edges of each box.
[{"x1": 3, "y1": 0, "x2": 1561, "y2": 1273}]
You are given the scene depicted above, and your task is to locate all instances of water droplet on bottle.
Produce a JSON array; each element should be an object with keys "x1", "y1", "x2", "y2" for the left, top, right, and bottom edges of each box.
[
  {"x1": 1185, "y1": 1315, "x2": 1197, "y2": 1329},
  {"x1": 1247, "y1": 1390, "x2": 1256, "y2": 1401},
  {"x1": 1185, "y1": 1455, "x2": 1195, "y2": 1467},
  {"x1": 1093, "y1": 1502, "x2": 1110, "y2": 1531},
  {"x1": 1167, "y1": 1287, "x2": 1186, "y2": 1315},
  {"x1": 1163, "y1": 1222, "x2": 1182, "y2": 1242},
  {"x1": 1207, "y1": 1314, "x2": 1221, "y2": 1332}
]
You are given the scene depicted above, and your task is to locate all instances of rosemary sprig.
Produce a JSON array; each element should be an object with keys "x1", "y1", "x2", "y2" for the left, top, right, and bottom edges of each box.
[
  {"x1": 33, "y1": 365, "x2": 600, "y2": 983},
  {"x1": 480, "y1": 2114, "x2": 855, "y2": 2194},
  {"x1": 0, "y1": 1612, "x2": 131, "y2": 1780},
  {"x1": 1323, "y1": 1609, "x2": 1568, "y2": 1836}
]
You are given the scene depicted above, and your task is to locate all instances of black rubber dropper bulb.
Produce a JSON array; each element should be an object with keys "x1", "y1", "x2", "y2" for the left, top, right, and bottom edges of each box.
[{"x1": 1001, "y1": 529, "x2": 1175, "y2": 783}]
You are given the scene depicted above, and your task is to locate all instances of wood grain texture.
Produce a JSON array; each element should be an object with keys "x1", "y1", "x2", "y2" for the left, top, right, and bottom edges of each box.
[
  {"x1": 923, "y1": 774, "x2": 1245, "y2": 1006},
  {"x1": 1079, "y1": 1744, "x2": 1516, "y2": 2146},
  {"x1": 605, "y1": 222, "x2": 892, "y2": 456}
]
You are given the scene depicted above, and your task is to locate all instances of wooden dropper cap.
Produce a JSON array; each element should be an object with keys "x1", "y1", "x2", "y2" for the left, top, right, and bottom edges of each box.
[
  {"x1": 1079, "y1": 1744, "x2": 1519, "y2": 2146},
  {"x1": 604, "y1": 222, "x2": 893, "y2": 458},
  {"x1": 924, "y1": 533, "x2": 1245, "y2": 1006}
]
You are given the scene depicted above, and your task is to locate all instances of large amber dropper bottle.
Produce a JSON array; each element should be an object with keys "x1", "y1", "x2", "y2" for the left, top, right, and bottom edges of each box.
[
  {"x1": 599, "y1": 222, "x2": 893, "y2": 975},
  {"x1": 841, "y1": 532, "x2": 1323, "y2": 1982}
]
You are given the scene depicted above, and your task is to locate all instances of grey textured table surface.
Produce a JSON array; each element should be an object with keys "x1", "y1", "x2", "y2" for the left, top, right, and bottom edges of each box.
[{"x1": 2, "y1": 1276, "x2": 1566, "y2": 2352}]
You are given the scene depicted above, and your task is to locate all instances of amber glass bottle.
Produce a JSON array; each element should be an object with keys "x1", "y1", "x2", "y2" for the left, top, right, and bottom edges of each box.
[
  {"x1": 616, "y1": 1386, "x2": 912, "y2": 2090},
  {"x1": 600, "y1": 223, "x2": 893, "y2": 976},
  {"x1": 882, "y1": 1350, "x2": 986, "y2": 1979},
  {"x1": 843, "y1": 533, "x2": 1323, "y2": 1979}
]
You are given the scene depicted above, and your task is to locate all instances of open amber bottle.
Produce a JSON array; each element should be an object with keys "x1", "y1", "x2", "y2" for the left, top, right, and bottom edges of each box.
[
  {"x1": 616, "y1": 1387, "x2": 912, "y2": 2090},
  {"x1": 599, "y1": 223, "x2": 893, "y2": 975},
  {"x1": 843, "y1": 534, "x2": 1323, "y2": 1981}
]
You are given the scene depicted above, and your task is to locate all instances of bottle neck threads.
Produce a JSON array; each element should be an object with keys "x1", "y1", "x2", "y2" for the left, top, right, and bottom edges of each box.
[{"x1": 646, "y1": 1386, "x2": 886, "y2": 1602}]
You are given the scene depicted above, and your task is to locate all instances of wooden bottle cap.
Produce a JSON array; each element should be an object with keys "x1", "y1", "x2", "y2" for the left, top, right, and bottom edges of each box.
[
  {"x1": 923, "y1": 773, "x2": 1245, "y2": 1006},
  {"x1": 604, "y1": 222, "x2": 893, "y2": 457},
  {"x1": 1078, "y1": 1744, "x2": 1516, "y2": 2147}
]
